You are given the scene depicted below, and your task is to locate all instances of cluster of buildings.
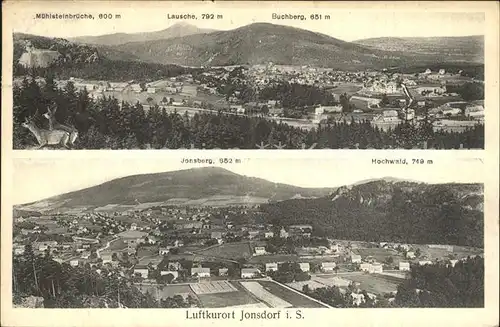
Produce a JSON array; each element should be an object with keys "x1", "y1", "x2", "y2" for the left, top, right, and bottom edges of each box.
[
  {"x1": 13, "y1": 197, "x2": 481, "y2": 294},
  {"x1": 247, "y1": 63, "x2": 371, "y2": 87},
  {"x1": 195, "y1": 65, "x2": 484, "y2": 134},
  {"x1": 14, "y1": 63, "x2": 484, "y2": 136}
]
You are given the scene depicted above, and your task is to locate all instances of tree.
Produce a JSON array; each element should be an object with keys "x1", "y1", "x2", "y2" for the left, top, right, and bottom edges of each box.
[
  {"x1": 12, "y1": 78, "x2": 484, "y2": 150},
  {"x1": 13, "y1": 251, "x2": 160, "y2": 308},
  {"x1": 204, "y1": 239, "x2": 218, "y2": 246},
  {"x1": 381, "y1": 93, "x2": 389, "y2": 106},
  {"x1": 394, "y1": 257, "x2": 484, "y2": 308},
  {"x1": 163, "y1": 273, "x2": 175, "y2": 284},
  {"x1": 265, "y1": 243, "x2": 278, "y2": 254},
  {"x1": 455, "y1": 82, "x2": 484, "y2": 101}
]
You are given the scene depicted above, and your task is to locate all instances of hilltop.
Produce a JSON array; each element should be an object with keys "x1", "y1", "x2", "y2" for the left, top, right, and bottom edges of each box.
[
  {"x1": 15, "y1": 167, "x2": 333, "y2": 211},
  {"x1": 260, "y1": 180, "x2": 484, "y2": 247},
  {"x1": 354, "y1": 35, "x2": 484, "y2": 63},
  {"x1": 14, "y1": 175, "x2": 483, "y2": 247},
  {"x1": 70, "y1": 22, "x2": 217, "y2": 46},
  {"x1": 13, "y1": 33, "x2": 193, "y2": 80},
  {"x1": 13, "y1": 33, "x2": 139, "y2": 66},
  {"x1": 106, "y1": 23, "x2": 482, "y2": 69},
  {"x1": 14, "y1": 25, "x2": 484, "y2": 74},
  {"x1": 110, "y1": 23, "x2": 420, "y2": 68}
]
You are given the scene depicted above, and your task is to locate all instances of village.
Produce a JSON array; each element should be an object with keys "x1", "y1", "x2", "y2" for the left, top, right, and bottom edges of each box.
[
  {"x1": 13, "y1": 202, "x2": 483, "y2": 308},
  {"x1": 14, "y1": 63, "x2": 484, "y2": 134}
]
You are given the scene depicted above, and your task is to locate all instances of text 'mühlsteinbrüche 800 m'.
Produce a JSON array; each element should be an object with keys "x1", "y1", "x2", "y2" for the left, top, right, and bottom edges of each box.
[{"x1": 12, "y1": 8, "x2": 484, "y2": 150}]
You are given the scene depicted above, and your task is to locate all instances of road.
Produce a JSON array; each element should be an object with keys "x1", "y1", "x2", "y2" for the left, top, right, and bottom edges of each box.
[
  {"x1": 142, "y1": 105, "x2": 318, "y2": 131},
  {"x1": 96, "y1": 236, "x2": 119, "y2": 258}
]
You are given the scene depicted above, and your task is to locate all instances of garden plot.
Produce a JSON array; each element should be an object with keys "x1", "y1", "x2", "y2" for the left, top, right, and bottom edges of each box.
[
  {"x1": 190, "y1": 281, "x2": 238, "y2": 295},
  {"x1": 240, "y1": 282, "x2": 292, "y2": 308}
]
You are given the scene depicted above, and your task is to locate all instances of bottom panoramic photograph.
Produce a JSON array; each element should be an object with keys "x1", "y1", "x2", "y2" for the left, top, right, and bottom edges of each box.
[{"x1": 11, "y1": 157, "x2": 484, "y2": 309}]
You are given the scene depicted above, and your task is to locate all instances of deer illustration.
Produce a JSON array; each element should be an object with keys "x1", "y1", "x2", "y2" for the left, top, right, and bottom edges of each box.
[
  {"x1": 42, "y1": 104, "x2": 79, "y2": 146},
  {"x1": 21, "y1": 114, "x2": 71, "y2": 149}
]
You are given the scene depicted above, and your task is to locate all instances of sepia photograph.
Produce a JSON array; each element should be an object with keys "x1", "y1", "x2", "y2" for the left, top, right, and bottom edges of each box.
[
  {"x1": 7, "y1": 5, "x2": 486, "y2": 149},
  {"x1": 1, "y1": 1, "x2": 499, "y2": 327},
  {"x1": 11, "y1": 157, "x2": 485, "y2": 309}
]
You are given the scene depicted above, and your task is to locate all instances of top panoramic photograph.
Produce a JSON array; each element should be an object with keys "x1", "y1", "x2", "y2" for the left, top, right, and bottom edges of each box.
[{"x1": 9, "y1": 8, "x2": 485, "y2": 149}]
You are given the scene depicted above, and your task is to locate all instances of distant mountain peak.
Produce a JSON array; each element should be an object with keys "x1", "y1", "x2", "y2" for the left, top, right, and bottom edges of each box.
[
  {"x1": 171, "y1": 22, "x2": 195, "y2": 28},
  {"x1": 69, "y1": 23, "x2": 217, "y2": 46},
  {"x1": 16, "y1": 167, "x2": 332, "y2": 211}
]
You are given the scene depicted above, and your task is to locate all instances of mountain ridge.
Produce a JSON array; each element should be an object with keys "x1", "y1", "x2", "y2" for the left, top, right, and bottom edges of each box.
[
  {"x1": 69, "y1": 22, "x2": 217, "y2": 46},
  {"x1": 260, "y1": 180, "x2": 483, "y2": 247},
  {"x1": 14, "y1": 24, "x2": 485, "y2": 71},
  {"x1": 107, "y1": 23, "x2": 482, "y2": 68},
  {"x1": 354, "y1": 35, "x2": 484, "y2": 63},
  {"x1": 14, "y1": 167, "x2": 334, "y2": 210}
]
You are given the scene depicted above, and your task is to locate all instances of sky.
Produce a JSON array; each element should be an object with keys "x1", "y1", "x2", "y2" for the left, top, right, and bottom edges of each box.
[
  {"x1": 11, "y1": 155, "x2": 484, "y2": 205},
  {"x1": 7, "y1": 2, "x2": 486, "y2": 41}
]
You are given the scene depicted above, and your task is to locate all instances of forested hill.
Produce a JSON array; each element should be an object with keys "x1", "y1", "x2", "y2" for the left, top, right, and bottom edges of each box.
[
  {"x1": 354, "y1": 35, "x2": 484, "y2": 63},
  {"x1": 13, "y1": 33, "x2": 193, "y2": 81},
  {"x1": 260, "y1": 180, "x2": 484, "y2": 247},
  {"x1": 13, "y1": 33, "x2": 137, "y2": 65},
  {"x1": 111, "y1": 22, "x2": 441, "y2": 69},
  {"x1": 16, "y1": 167, "x2": 333, "y2": 209},
  {"x1": 12, "y1": 77, "x2": 485, "y2": 150},
  {"x1": 70, "y1": 22, "x2": 217, "y2": 46}
]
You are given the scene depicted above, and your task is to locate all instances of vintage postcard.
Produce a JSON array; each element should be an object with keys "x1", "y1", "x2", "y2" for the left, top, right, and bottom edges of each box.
[
  {"x1": 1, "y1": 1, "x2": 499, "y2": 327},
  {"x1": 1, "y1": 1, "x2": 495, "y2": 150}
]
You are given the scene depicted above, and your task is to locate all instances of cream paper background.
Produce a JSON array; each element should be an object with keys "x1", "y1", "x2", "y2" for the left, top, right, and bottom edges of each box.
[{"x1": 1, "y1": 1, "x2": 499, "y2": 326}]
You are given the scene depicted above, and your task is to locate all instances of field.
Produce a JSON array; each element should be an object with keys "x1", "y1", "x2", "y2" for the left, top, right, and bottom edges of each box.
[
  {"x1": 374, "y1": 272, "x2": 408, "y2": 283},
  {"x1": 30, "y1": 218, "x2": 61, "y2": 231},
  {"x1": 102, "y1": 87, "x2": 228, "y2": 110},
  {"x1": 195, "y1": 242, "x2": 253, "y2": 260},
  {"x1": 195, "y1": 281, "x2": 261, "y2": 308},
  {"x1": 256, "y1": 280, "x2": 327, "y2": 308},
  {"x1": 191, "y1": 281, "x2": 237, "y2": 295},
  {"x1": 134, "y1": 279, "x2": 331, "y2": 308},
  {"x1": 172, "y1": 195, "x2": 269, "y2": 207},
  {"x1": 136, "y1": 247, "x2": 158, "y2": 259},
  {"x1": 241, "y1": 281, "x2": 292, "y2": 308},
  {"x1": 340, "y1": 273, "x2": 401, "y2": 295},
  {"x1": 412, "y1": 244, "x2": 482, "y2": 261},
  {"x1": 107, "y1": 239, "x2": 128, "y2": 252},
  {"x1": 329, "y1": 83, "x2": 363, "y2": 96}
]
